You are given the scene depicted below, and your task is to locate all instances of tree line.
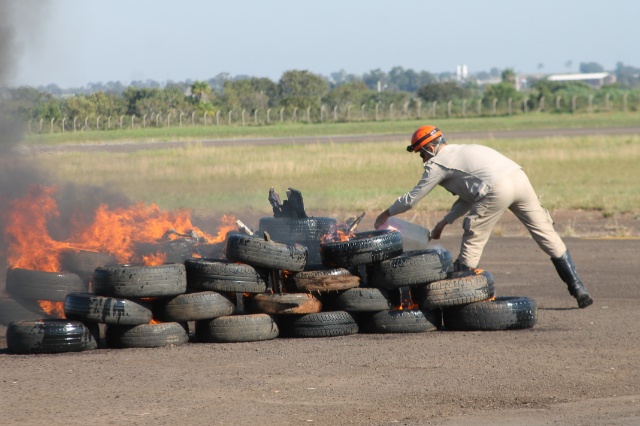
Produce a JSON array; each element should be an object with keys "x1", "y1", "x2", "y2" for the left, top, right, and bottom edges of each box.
[{"x1": 2, "y1": 62, "x2": 640, "y2": 132}]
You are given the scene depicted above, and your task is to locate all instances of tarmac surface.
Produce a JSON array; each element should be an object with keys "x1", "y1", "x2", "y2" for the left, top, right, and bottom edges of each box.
[{"x1": 1, "y1": 235, "x2": 639, "y2": 426}]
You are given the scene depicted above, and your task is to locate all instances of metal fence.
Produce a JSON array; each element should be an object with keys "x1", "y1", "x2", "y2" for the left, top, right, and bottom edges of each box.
[{"x1": 27, "y1": 93, "x2": 640, "y2": 134}]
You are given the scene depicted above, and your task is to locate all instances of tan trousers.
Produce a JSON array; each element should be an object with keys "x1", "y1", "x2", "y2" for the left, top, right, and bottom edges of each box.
[{"x1": 458, "y1": 168, "x2": 567, "y2": 268}]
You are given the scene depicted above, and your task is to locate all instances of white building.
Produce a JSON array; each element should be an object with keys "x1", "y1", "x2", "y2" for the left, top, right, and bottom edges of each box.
[{"x1": 546, "y1": 72, "x2": 616, "y2": 88}]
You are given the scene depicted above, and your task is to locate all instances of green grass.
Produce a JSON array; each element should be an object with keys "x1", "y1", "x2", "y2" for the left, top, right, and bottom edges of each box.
[
  {"x1": 25, "y1": 111, "x2": 640, "y2": 146},
  {"x1": 34, "y1": 134, "x2": 640, "y2": 221}
]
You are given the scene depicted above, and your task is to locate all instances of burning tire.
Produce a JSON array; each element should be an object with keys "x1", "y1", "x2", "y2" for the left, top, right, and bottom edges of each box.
[
  {"x1": 359, "y1": 309, "x2": 440, "y2": 334},
  {"x1": 366, "y1": 248, "x2": 453, "y2": 289},
  {"x1": 293, "y1": 268, "x2": 360, "y2": 292},
  {"x1": 418, "y1": 271, "x2": 496, "y2": 309},
  {"x1": 321, "y1": 288, "x2": 394, "y2": 312},
  {"x1": 105, "y1": 322, "x2": 189, "y2": 348},
  {"x1": 185, "y1": 258, "x2": 268, "y2": 293},
  {"x1": 6, "y1": 319, "x2": 98, "y2": 354},
  {"x1": 155, "y1": 291, "x2": 235, "y2": 322},
  {"x1": 244, "y1": 293, "x2": 322, "y2": 315},
  {"x1": 319, "y1": 230, "x2": 403, "y2": 268},
  {"x1": 0, "y1": 296, "x2": 48, "y2": 325},
  {"x1": 442, "y1": 296, "x2": 538, "y2": 331},
  {"x1": 93, "y1": 264, "x2": 187, "y2": 298},
  {"x1": 225, "y1": 234, "x2": 308, "y2": 272},
  {"x1": 277, "y1": 311, "x2": 359, "y2": 338},
  {"x1": 6, "y1": 268, "x2": 87, "y2": 303},
  {"x1": 60, "y1": 250, "x2": 118, "y2": 286},
  {"x1": 64, "y1": 292, "x2": 153, "y2": 325},
  {"x1": 195, "y1": 313, "x2": 279, "y2": 343}
]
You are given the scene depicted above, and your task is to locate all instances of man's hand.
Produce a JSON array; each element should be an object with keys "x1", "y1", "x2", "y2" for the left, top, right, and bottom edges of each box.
[
  {"x1": 431, "y1": 219, "x2": 448, "y2": 240},
  {"x1": 374, "y1": 210, "x2": 391, "y2": 229}
]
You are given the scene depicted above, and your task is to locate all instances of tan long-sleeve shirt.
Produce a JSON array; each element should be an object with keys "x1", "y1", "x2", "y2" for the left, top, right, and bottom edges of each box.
[{"x1": 387, "y1": 144, "x2": 522, "y2": 223}]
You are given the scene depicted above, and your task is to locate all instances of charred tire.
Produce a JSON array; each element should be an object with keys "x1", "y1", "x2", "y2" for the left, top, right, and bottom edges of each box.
[
  {"x1": 136, "y1": 239, "x2": 197, "y2": 264},
  {"x1": 258, "y1": 217, "x2": 337, "y2": 242},
  {"x1": 195, "y1": 314, "x2": 279, "y2": 343},
  {"x1": 294, "y1": 268, "x2": 360, "y2": 292},
  {"x1": 0, "y1": 297, "x2": 48, "y2": 325},
  {"x1": 64, "y1": 292, "x2": 153, "y2": 325},
  {"x1": 225, "y1": 234, "x2": 308, "y2": 272},
  {"x1": 320, "y1": 230, "x2": 403, "y2": 268},
  {"x1": 105, "y1": 322, "x2": 189, "y2": 348},
  {"x1": 367, "y1": 248, "x2": 453, "y2": 289},
  {"x1": 442, "y1": 296, "x2": 538, "y2": 331},
  {"x1": 244, "y1": 293, "x2": 322, "y2": 315},
  {"x1": 60, "y1": 250, "x2": 117, "y2": 286},
  {"x1": 6, "y1": 268, "x2": 86, "y2": 303},
  {"x1": 185, "y1": 258, "x2": 268, "y2": 293},
  {"x1": 359, "y1": 309, "x2": 439, "y2": 334},
  {"x1": 155, "y1": 291, "x2": 235, "y2": 322},
  {"x1": 278, "y1": 311, "x2": 359, "y2": 338},
  {"x1": 7, "y1": 319, "x2": 98, "y2": 354},
  {"x1": 93, "y1": 264, "x2": 187, "y2": 298},
  {"x1": 420, "y1": 271, "x2": 495, "y2": 309},
  {"x1": 322, "y1": 288, "x2": 394, "y2": 312}
]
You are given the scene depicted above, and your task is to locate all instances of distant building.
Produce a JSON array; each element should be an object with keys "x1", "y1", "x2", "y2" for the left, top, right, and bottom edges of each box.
[{"x1": 546, "y1": 72, "x2": 616, "y2": 88}]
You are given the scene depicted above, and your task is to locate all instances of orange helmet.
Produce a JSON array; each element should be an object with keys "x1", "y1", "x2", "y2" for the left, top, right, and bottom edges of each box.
[{"x1": 407, "y1": 125, "x2": 443, "y2": 153}]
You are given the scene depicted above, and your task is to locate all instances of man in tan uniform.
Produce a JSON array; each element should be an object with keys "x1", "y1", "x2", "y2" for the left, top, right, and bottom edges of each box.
[{"x1": 374, "y1": 125, "x2": 593, "y2": 309}]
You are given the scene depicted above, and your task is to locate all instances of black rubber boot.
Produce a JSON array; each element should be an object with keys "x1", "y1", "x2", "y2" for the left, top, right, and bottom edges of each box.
[{"x1": 551, "y1": 251, "x2": 593, "y2": 309}]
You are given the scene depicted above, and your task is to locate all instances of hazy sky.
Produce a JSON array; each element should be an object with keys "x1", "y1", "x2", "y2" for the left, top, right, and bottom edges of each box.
[{"x1": 6, "y1": 0, "x2": 640, "y2": 88}]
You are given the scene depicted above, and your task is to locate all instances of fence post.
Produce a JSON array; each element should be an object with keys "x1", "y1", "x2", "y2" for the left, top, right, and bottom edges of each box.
[
  {"x1": 492, "y1": 98, "x2": 497, "y2": 115},
  {"x1": 156, "y1": 114, "x2": 160, "y2": 127},
  {"x1": 605, "y1": 93, "x2": 610, "y2": 111},
  {"x1": 306, "y1": 107, "x2": 311, "y2": 122},
  {"x1": 347, "y1": 104, "x2": 352, "y2": 122},
  {"x1": 204, "y1": 111, "x2": 208, "y2": 126},
  {"x1": 50, "y1": 118, "x2": 55, "y2": 133},
  {"x1": 62, "y1": 117, "x2": 66, "y2": 133},
  {"x1": 462, "y1": 99, "x2": 467, "y2": 117},
  {"x1": 432, "y1": 101, "x2": 437, "y2": 118},
  {"x1": 255, "y1": 109, "x2": 260, "y2": 125},
  {"x1": 241, "y1": 109, "x2": 246, "y2": 126},
  {"x1": 375, "y1": 103, "x2": 379, "y2": 121},
  {"x1": 179, "y1": 112, "x2": 184, "y2": 127},
  {"x1": 192, "y1": 111, "x2": 196, "y2": 125},
  {"x1": 107, "y1": 116, "x2": 111, "y2": 130},
  {"x1": 280, "y1": 108, "x2": 284, "y2": 123},
  {"x1": 555, "y1": 96, "x2": 561, "y2": 110},
  {"x1": 523, "y1": 98, "x2": 528, "y2": 114},
  {"x1": 39, "y1": 118, "x2": 43, "y2": 132},
  {"x1": 403, "y1": 102, "x2": 408, "y2": 119},
  {"x1": 120, "y1": 115, "x2": 124, "y2": 129},
  {"x1": 333, "y1": 105, "x2": 338, "y2": 121},
  {"x1": 320, "y1": 105, "x2": 325, "y2": 122},
  {"x1": 571, "y1": 95, "x2": 577, "y2": 113},
  {"x1": 228, "y1": 110, "x2": 232, "y2": 125},
  {"x1": 361, "y1": 104, "x2": 366, "y2": 121},
  {"x1": 142, "y1": 114, "x2": 146, "y2": 128},
  {"x1": 292, "y1": 107, "x2": 298, "y2": 122},
  {"x1": 131, "y1": 115, "x2": 135, "y2": 129},
  {"x1": 96, "y1": 115, "x2": 101, "y2": 130},
  {"x1": 447, "y1": 100, "x2": 452, "y2": 117},
  {"x1": 508, "y1": 98, "x2": 512, "y2": 115},
  {"x1": 267, "y1": 108, "x2": 271, "y2": 124},
  {"x1": 539, "y1": 96, "x2": 545, "y2": 112},
  {"x1": 477, "y1": 99, "x2": 481, "y2": 116},
  {"x1": 216, "y1": 111, "x2": 220, "y2": 125},
  {"x1": 389, "y1": 103, "x2": 394, "y2": 120},
  {"x1": 73, "y1": 117, "x2": 78, "y2": 132}
]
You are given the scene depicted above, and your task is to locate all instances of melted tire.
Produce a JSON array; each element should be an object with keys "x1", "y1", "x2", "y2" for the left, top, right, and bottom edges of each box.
[
  {"x1": 93, "y1": 264, "x2": 187, "y2": 298},
  {"x1": 322, "y1": 288, "x2": 393, "y2": 312},
  {"x1": 185, "y1": 258, "x2": 268, "y2": 293},
  {"x1": 367, "y1": 248, "x2": 454, "y2": 289},
  {"x1": 359, "y1": 309, "x2": 439, "y2": 334},
  {"x1": 195, "y1": 314, "x2": 279, "y2": 343},
  {"x1": 442, "y1": 296, "x2": 538, "y2": 331},
  {"x1": 278, "y1": 311, "x2": 359, "y2": 338},
  {"x1": 105, "y1": 322, "x2": 189, "y2": 348},
  {"x1": 64, "y1": 293, "x2": 153, "y2": 325},
  {"x1": 225, "y1": 234, "x2": 308, "y2": 272},
  {"x1": 320, "y1": 230, "x2": 403, "y2": 268},
  {"x1": 294, "y1": 268, "x2": 360, "y2": 292},
  {"x1": 258, "y1": 217, "x2": 337, "y2": 242},
  {"x1": 155, "y1": 291, "x2": 235, "y2": 322},
  {"x1": 7, "y1": 319, "x2": 98, "y2": 354},
  {"x1": 420, "y1": 271, "x2": 495, "y2": 308}
]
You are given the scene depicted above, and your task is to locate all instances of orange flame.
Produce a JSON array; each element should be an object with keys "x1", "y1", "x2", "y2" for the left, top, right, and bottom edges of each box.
[
  {"x1": 321, "y1": 229, "x2": 355, "y2": 244},
  {"x1": 3, "y1": 185, "x2": 236, "y2": 271},
  {"x1": 38, "y1": 300, "x2": 65, "y2": 318}
]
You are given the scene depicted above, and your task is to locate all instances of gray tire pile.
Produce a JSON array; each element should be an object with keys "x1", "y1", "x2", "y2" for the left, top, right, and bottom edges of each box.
[{"x1": 3, "y1": 217, "x2": 538, "y2": 355}]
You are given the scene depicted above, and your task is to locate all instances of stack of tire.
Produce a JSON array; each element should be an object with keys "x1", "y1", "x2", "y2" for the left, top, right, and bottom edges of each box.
[{"x1": 319, "y1": 230, "x2": 445, "y2": 333}]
